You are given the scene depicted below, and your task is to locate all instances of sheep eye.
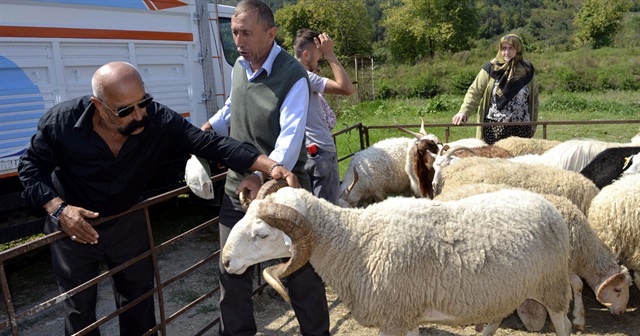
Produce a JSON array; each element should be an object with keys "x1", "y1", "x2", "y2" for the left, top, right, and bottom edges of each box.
[
  {"x1": 255, "y1": 232, "x2": 268, "y2": 239},
  {"x1": 614, "y1": 288, "x2": 622, "y2": 293}
]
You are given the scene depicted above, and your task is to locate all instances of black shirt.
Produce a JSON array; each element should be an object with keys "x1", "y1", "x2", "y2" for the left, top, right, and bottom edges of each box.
[{"x1": 18, "y1": 96, "x2": 260, "y2": 216}]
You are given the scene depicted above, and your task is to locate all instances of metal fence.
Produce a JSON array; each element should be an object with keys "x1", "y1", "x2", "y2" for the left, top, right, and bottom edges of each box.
[
  {"x1": 0, "y1": 173, "x2": 268, "y2": 336},
  {"x1": 333, "y1": 119, "x2": 640, "y2": 163}
]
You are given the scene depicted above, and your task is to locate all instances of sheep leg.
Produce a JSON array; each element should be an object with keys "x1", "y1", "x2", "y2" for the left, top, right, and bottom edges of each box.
[
  {"x1": 570, "y1": 273, "x2": 585, "y2": 331},
  {"x1": 482, "y1": 320, "x2": 501, "y2": 336},
  {"x1": 405, "y1": 328, "x2": 419, "y2": 336},
  {"x1": 548, "y1": 310, "x2": 572, "y2": 336},
  {"x1": 516, "y1": 299, "x2": 547, "y2": 331},
  {"x1": 379, "y1": 328, "x2": 419, "y2": 336}
]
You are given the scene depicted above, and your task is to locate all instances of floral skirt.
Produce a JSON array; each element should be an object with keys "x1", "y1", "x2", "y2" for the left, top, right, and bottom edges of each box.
[{"x1": 482, "y1": 119, "x2": 533, "y2": 145}]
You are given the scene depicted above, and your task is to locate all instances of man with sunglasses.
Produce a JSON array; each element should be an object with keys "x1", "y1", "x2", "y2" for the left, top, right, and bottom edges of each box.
[{"x1": 17, "y1": 61, "x2": 298, "y2": 336}]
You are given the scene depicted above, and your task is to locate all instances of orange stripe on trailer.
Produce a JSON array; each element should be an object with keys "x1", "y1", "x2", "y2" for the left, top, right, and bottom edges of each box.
[
  {"x1": 149, "y1": 0, "x2": 188, "y2": 10},
  {"x1": 180, "y1": 112, "x2": 191, "y2": 118},
  {"x1": 0, "y1": 26, "x2": 193, "y2": 42},
  {"x1": 0, "y1": 172, "x2": 18, "y2": 179}
]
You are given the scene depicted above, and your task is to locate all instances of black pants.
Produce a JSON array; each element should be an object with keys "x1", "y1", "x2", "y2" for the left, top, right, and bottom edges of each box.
[
  {"x1": 48, "y1": 210, "x2": 156, "y2": 336},
  {"x1": 217, "y1": 194, "x2": 330, "y2": 336}
]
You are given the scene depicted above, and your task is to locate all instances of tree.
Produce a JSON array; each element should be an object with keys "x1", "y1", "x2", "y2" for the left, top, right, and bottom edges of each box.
[
  {"x1": 381, "y1": 0, "x2": 478, "y2": 63},
  {"x1": 274, "y1": 0, "x2": 374, "y2": 57},
  {"x1": 573, "y1": 0, "x2": 632, "y2": 49}
]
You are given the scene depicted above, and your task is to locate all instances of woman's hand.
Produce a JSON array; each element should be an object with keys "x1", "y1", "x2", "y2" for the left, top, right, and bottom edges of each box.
[{"x1": 452, "y1": 113, "x2": 467, "y2": 125}]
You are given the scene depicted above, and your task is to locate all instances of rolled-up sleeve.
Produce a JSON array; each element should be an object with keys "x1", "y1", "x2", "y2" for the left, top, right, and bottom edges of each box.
[{"x1": 175, "y1": 115, "x2": 261, "y2": 173}]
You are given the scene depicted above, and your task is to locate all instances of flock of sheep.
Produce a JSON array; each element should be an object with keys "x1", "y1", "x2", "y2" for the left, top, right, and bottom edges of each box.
[{"x1": 221, "y1": 124, "x2": 640, "y2": 336}]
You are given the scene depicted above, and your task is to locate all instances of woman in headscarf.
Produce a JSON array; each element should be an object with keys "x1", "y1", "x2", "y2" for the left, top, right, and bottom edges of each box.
[{"x1": 452, "y1": 34, "x2": 539, "y2": 145}]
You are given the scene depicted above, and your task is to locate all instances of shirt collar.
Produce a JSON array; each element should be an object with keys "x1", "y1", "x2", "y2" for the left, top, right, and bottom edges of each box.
[
  {"x1": 75, "y1": 98, "x2": 97, "y2": 138},
  {"x1": 238, "y1": 42, "x2": 281, "y2": 79}
]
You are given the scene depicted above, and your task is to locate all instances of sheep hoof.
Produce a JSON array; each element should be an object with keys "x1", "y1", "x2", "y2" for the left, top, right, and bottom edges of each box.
[{"x1": 572, "y1": 317, "x2": 585, "y2": 332}]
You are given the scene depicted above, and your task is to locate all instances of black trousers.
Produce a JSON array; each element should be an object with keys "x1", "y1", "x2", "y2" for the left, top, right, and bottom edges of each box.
[
  {"x1": 217, "y1": 194, "x2": 330, "y2": 336},
  {"x1": 48, "y1": 210, "x2": 156, "y2": 336}
]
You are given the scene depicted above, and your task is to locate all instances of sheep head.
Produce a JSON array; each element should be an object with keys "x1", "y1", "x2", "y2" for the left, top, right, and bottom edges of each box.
[
  {"x1": 222, "y1": 179, "x2": 315, "y2": 303},
  {"x1": 338, "y1": 166, "x2": 359, "y2": 207},
  {"x1": 595, "y1": 265, "x2": 632, "y2": 315},
  {"x1": 408, "y1": 138, "x2": 440, "y2": 199},
  {"x1": 432, "y1": 145, "x2": 476, "y2": 196}
]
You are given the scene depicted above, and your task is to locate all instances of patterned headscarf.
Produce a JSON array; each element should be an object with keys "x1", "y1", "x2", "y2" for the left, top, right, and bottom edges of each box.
[{"x1": 484, "y1": 34, "x2": 534, "y2": 110}]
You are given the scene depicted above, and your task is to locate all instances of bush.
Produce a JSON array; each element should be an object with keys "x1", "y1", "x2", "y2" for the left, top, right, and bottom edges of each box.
[
  {"x1": 554, "y1": 67, "x2": 594, "y2": 92},
  {"x1": 406, "y1": 75, "x2": 440, "y2": 99},
  {"x1": 451, "y1": 70, "x2": 477, "y2": 94}
]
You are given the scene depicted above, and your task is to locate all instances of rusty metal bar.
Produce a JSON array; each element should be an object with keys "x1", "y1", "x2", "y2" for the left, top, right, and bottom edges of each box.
[
  {"x1": 0, "y1": 263, "x2": 18, "y2": 335},
  {"x1": 145, "y1": 205, "x2": 166, "y2": 336}
]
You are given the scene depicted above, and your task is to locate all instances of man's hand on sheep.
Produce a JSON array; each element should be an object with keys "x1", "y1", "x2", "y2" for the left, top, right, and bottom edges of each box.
[{"x1": 237, "y1": 174, "x2": 264, "y2": 200}]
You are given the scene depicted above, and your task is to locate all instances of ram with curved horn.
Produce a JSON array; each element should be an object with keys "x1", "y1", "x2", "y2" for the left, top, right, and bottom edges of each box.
[{"x1": 222, "y1": 179, "x2": 573, "y2": 336}]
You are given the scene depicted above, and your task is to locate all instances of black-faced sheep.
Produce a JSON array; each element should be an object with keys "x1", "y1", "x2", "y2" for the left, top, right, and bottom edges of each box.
[
  {"x1": 438, "y1": 156, "x2": 600, "y2": 214},
  {"x1": 588, "y1": 173, "x2": 640, "y2": 290},
  {"x1": 435, "y1": 183, "x2": 632, "y2": 331},
  {"x1": 579, "y1": 146, "x2": 640, "y2": 188},
  {"x1": 224, "y1": 180, "x2": 573, "y2": 336}
]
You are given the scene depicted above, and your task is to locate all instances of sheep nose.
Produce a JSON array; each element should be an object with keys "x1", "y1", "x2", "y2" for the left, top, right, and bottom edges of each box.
[
  {"x1": 222, "y1": 259, "x2": 230, "y2": 268},
  {"x1": 612, "y1": 308, "x2": 625, "y2": 315}
]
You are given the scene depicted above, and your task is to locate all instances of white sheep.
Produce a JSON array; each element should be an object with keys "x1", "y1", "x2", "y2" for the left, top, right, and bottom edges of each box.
[
  {"x1": 438, "y1": 156, "x2": 599, "y2": 214},
  {"x1": 338, "y1": 137, "x2": 415, "y2": 207},
  {"x1": 494, "y1": 136, "x2": 561, "y2": 156},
  {"x1": 435, "y1": 183, "x2": 632, "y2": 331},
  {"x1": 428, "y1": 145, "x2": 513, "y2": 198},
  {"x1": 588, "y1": 173, "x2": 640, "y2": 290},
  {"x1": 225, "y1": 180, "x2": 572, "y2": 336}
]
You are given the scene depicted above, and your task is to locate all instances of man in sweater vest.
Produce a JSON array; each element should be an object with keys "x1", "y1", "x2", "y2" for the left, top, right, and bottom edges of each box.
[{"x1": 200, "y1": 1, "x2": 330, "y2": 335}]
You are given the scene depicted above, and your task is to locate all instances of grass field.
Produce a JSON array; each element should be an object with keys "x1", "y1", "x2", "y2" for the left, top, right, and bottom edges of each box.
[{"x1": 329, "y1": 90, "x2": 640, "y2": 176}]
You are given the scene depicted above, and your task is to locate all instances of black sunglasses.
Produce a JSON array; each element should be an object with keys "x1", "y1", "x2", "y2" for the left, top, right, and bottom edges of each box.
[{"x1": 97, "y1": 94, "x2": 153, "y2": 118}]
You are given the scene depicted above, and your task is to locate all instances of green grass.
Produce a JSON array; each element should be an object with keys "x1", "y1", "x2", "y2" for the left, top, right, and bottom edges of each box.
[{"x1": 330, "y1": 90, "x2": 640, "y2": 177}]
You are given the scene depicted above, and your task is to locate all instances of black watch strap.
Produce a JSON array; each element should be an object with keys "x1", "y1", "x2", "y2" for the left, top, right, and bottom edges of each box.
[{"x1": 51, "y1": 202, "x2": 68, "y2": 221}]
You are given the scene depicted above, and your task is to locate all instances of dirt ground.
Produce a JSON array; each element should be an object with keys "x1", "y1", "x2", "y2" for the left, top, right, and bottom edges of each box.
[{"x1": 4, "y1": 224, "x2": 639, "y2": 336}]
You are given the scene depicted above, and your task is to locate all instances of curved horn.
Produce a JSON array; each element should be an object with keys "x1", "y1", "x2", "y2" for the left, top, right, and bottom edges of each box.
[
  {"x1": 396, "y1": 126, "x2": 423, "y2": 140},
  {"x1": 239, "y1": 179, "x2": 290, "y2": 211},
  {"x1": 257, "y1": 202, "x2": 315, "y2": 303},
  {"x1": 444, "y1": 145, "x2": 476, "y2": 159},
  {"x1": 419, "y1": 117, "x2": 427, "y2": 135},
  {"x1": 438, "y1": 144, "x2": 450, "y2": 156}
]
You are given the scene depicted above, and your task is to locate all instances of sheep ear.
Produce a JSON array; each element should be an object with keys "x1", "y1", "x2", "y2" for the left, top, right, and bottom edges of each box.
[
  {"x1": 340, "y1": 166, "x2": 359, "y2": 203},
  {"x1": 596, "y1": 272, "x2": 631, "y2": 305}
]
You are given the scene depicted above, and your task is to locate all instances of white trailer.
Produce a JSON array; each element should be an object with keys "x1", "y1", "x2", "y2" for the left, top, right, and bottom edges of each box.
[{"x1": 0, "y1": 0, "x2": 238, "y2": 240}]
